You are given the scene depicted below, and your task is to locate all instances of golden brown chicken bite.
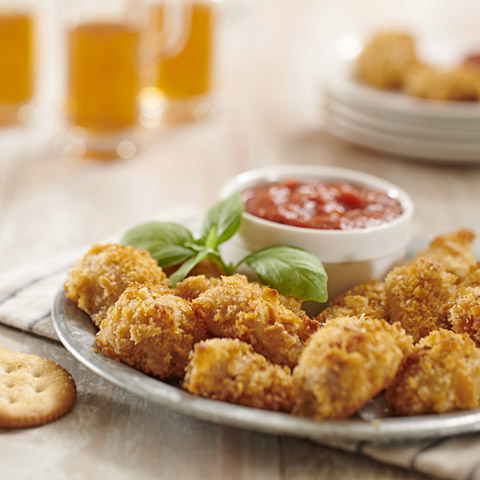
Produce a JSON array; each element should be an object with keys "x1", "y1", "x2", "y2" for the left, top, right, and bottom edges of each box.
[
  {"x1": 404, "y1": 64, "x2": 480, "y2": 101},
  {"x1": 462, "y1": 262, "x2": 480, "y2": 287},
  {"x1": 184, "y1": 338, "x2": 294, "y2": 412},
  {"x1": 448, "y1": 286, "x2": 480, "y2": 347},
  {"x1": 409, "y1": 229, "x2": 476, "y2": 277},
  {"x1": 292, "y1": 316, "x2": 410, "y2": 420},
  {"x1": 95, "y1": 283, "x2": 206, "y2": 379},
  {"x1": 316, "y1": 280, "x2": 387, "y2": 324},
  {"x1": 386, "y1": 329, "x2": 480, "y2": 415},
  {"x1": 384, "y1": 257, "x2": 457, "y2": 343},
  {"x1": 173, "y1": 275, "x2": 222, "y2": 300},
  {"x1": 356, "y1": 30, "x2": 417, "y2": 89},
  {"x1": 174, "y1": 275, "x2": 306, "y2": 317},
  {"x1": 65, "y1": 243, "x2": 169, "y2": 327},
  {"x1": 267, "y1": 289, "x2": 307, "y2": 318},
  {"x1": 191, "y1": 274, "x2": 319, "y2": 368}
]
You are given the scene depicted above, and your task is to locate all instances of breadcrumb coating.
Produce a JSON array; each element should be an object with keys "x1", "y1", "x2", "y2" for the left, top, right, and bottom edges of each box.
[
  {"x1": 65, "y1": 243, "x2": 169, "y2": 327},
  {"x1": 356, "y1": 30, "x2": 417, "y2": 89},
  {"x1": 386, "y1": 329, "x2": 480, "y2": 415},
  {"x1": 292, "y1": 316, "x2": 410, "y2": 420},
  {"x1": 384, "y1": 258, "x2": 457, "y2": 343},
  {"x1": 183, "y1": 338, "x2": 294, "y2": 412},
  {"x1": 95, "y1": 283, "x2": 206, "y2": 379},
  {"x1": 410, "y1": 229, "x2": 476, "y2": 277},
  {"x1": 461, "y1": 262, "x2": 480, "y2": 287},
  {"x1": 448, "y1": 286, "x2": 480, "y2": 347},
  {"x1": 174, "y1": 275, "x2": 306, "y2": 318},
  {"x1": 270, "y1": 290, "x2": 307, "y2": 318},
  {"x1": 174, "y1": 275, "x2": 222, "y2": 300},
  {"x1": 191, "y1": 274, "x2": 319, "y2": 368},
  {"x1": 404, "y1": 64, "x2": 480, "y2": 102},
  {"x1": 316, "y1": 280, "x2": 387, "y2": 324}
]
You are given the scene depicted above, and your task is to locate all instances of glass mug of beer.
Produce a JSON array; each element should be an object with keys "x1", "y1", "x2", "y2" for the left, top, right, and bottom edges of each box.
[
  {"x1": 141, "y1": 0, "x2": 220, "y2": 126},
  {"x1": 61, "y1": 0, "x2": 148, "y2": 160},
  {"x1": 61, "y1": 0, "x2": 218, "y2": 159},
  {"x1": 0, "y1": 0, "x2": 36, "y2": 126}
]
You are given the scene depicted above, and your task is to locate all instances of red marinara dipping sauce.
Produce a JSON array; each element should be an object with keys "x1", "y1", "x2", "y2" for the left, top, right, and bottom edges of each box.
[
  {"x1": 464, "y1": 53, "x2": 480, "y2": 70},
  {"x1": 243, "y1": 179, "x2": 403, "y2": 230}
]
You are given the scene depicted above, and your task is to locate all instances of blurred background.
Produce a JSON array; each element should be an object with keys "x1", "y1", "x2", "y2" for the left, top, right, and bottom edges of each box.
[{"x1": 1, "y1": 0, "x2": 480, "y2": 271}]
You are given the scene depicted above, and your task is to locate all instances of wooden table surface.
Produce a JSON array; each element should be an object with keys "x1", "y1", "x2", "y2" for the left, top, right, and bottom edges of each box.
[{"x1": 1, "y1": 1, "x2": 480, "y2": 478}]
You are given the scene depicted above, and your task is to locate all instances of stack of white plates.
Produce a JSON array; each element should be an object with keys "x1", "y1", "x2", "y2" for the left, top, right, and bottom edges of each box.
[{"x1": 324, "y1": 40, "x2": 480, "y2": 163}]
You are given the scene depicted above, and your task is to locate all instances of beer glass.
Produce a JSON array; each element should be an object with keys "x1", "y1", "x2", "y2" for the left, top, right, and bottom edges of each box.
[
  {"x1": 62, "y1": 0, "x2": 147, "y2": 159},
  {"x1": 0, "y1": 0, "x2": 36, "y2": 126},
  {"x1": 141, "y1": 0, "x2": 220, "y2": 125}
]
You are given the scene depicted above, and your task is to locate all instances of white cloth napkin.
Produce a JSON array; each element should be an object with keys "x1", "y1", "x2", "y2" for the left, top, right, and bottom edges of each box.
[
  {"x1": 0, "y1": 205, "x2": 202, "y2": 340},
  {"x1": 1, "y1": 205, "x2": 480, "y2": 480}
]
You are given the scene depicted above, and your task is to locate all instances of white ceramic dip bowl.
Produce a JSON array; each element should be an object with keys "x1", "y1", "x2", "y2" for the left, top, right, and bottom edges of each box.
[{"x1": 220, "y1": 164, "x2": 414, "y2": 301}]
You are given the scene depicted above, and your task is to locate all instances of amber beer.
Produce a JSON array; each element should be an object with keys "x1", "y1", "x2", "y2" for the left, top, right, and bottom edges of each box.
[
  {"x1": 66, "y1": 22, "x2": 140, "y2": 134},
  {"x1": 0, "y1": 12, "x2": 34, "y2": 124},
  {"x1": 141, "y1": 1, "x2": 216, "y2": 123},
  {"x1": 148, "y1": 2, "x2": 214, "y2": 100}
]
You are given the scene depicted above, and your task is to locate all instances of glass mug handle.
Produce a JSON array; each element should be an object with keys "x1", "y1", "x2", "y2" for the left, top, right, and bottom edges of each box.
[{"x1": 139, "y1": 1, "x2": 192, "y2": 62}]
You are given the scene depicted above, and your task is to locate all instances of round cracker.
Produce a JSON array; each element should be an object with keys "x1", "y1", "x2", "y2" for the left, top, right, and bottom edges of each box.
[{"x1": 0, "y1": 346, "x2": 77, "y2": 428}]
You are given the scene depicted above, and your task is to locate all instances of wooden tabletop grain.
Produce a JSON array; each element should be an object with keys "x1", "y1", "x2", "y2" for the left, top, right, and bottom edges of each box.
[{"x1": 1, "y1": 1, "x2": 480, "y2": 478}]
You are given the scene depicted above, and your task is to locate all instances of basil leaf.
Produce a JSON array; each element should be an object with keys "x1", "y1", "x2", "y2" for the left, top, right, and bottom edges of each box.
[
  {"x1": 148, "y1": 243, "x2": 195, "y2": 268},
  {"x1": 204, "y1": 225, "x2": 218, "y2": 249},
  {"x1": 242, "y1": 246, "x2": 328, "y2": 302},
  {"x1": 121, "y1": 221, "x2": 194, "y2": 249},
  {"x1": 168, "y1": 249, "x2": 213, "y2": 287},
  {"x1": 200, "y1": 193, "x2": 243, "y2": 246}
]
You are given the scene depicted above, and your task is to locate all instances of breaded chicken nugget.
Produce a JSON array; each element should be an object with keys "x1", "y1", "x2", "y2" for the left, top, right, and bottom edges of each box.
[
  {"x1": 316, "y1": 280, "x2": 387, "y2": 324},
  {"x1": 460, "y1": 262, "x2": 480, "y2": 287},
  {"x1": 404, "y1": 64, "x2": 480, "y2": 101},
  {"x1": 384, "y1": 258, "x2": 457, "y2": 343},
  {"x1": 95, "y1": 283, "x2": 206, "y2": 379},
  {"x1": 386, "y1": 329, "x2": 480, "y2": 415},
  {"x1": 448, "y1": 286, "x2": 480, "y2": 347},
  {"x1": 65, "y1": 243, "x2": 169, "y2": 327},
  {"x1": 356, "y1": 30, "x2": 417, "y2": 89},
  {"x1": 175, "y1": 275, "x2": 306, "y2": 318},
  {"x1": 174, "y1": 275, "x2": 222, "y2": 300},
  {"x1": 191, "y1": 274, "x2": 319, "y2": 368},
  {"x1": 292, "y1": 316, "x2": 411, "y2": 420},
  {"x1": 184, "y1": 338, "x2": 294, "y2": 412},
  {"x1": 267, "y1": 288, "x2": 307, "y2": 318},
  {"x1": 410, "y1": 229, "x2": 476, "y2": 277}
]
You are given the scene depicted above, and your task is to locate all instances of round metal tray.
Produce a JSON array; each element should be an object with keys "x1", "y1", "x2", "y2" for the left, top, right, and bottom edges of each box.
[{"x1": 52, "y1": 288, "x2": 480, "y2": 443}]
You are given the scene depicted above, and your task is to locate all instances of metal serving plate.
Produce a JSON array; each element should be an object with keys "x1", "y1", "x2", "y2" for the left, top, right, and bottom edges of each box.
[{"x1": 52, "y1": 288, "x2": 480, "y2": 444}]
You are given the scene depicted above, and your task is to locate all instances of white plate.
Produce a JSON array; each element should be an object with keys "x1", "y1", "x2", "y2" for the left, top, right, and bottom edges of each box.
[
  {"x1": 326, "y1": 110, "x2": 480, "y2": 162},
  {"x1": 324, "y1": 35, "x2": 480, "y2": 161},
  {"x1": 326, "y1": 95, "x2": 480, "y2": 143},
  {"x1": 326, "y1": 87, "x2": 480, "y2": 131},
  {"x1": 52, "y1": 284, "x2": 480, "y2": 443}
]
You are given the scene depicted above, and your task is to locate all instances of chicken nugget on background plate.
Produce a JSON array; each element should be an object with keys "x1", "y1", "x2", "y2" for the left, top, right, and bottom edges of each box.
[
  {"x1": 356, "y1": 30, "x2": 418, "y2": 90},
  {"x1": 404, "y1": 64, "x2": 480, "y2": 102}
]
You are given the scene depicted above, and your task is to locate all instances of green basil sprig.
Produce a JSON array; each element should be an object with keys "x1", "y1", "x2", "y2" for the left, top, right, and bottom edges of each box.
[{"x1": 121, "y1": 193, "x2": 328, "y2": 302}]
